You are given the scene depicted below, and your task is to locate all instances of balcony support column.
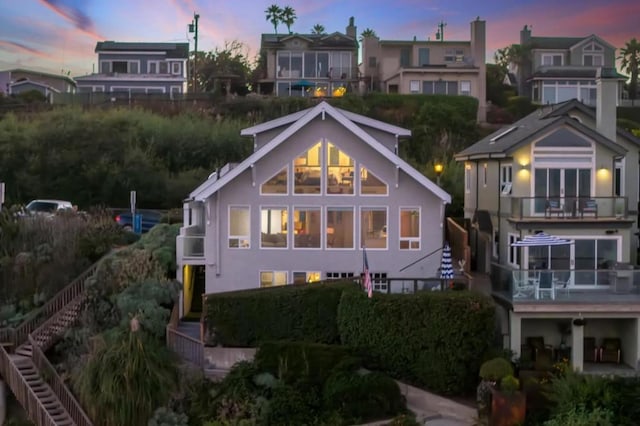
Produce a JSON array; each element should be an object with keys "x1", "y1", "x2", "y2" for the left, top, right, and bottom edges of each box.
[
  {"x1": 509, "y1": 311, "x2": 522, "y2": 357},
  {"x1": 571, "y1": 320, "x2": 584, "y2": 372}
]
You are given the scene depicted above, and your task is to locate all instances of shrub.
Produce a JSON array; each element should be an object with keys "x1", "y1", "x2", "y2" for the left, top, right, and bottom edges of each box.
[
  {"x1": 254, "y1": 341, "x2": 358, "y2": 386},
  {"x1": 500, "y1": 375, "x2": 520, "y2": 395},
  {"x1": 479, "y1": 357, "x2": 514, "y2": 382},
  {"x1": 204, "y1": 281, "x2": 357, "y2": 346},
  {"x1": 148, "y1": 407, "x2": 188, "y2": 426},
  {"x1": 322, "y1": 370, "x2": 405, "y2": 424},
  {"x1": 544, "y1": 405, "x2": 613, "y2": 426},
  {"x1": 263, "y1": 383, "x2": 322, "y2": 426},
  {"x1": 338, "y1": 290, "x2": 495, "y2": 396}
]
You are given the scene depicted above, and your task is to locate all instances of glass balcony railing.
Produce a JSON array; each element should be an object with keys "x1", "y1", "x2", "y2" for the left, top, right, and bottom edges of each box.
[
  {"x1": 178, "y1": 235, "x2": 204, "y2": 258},
  {"x1": 491, "y1": 263, "x2": 640, "y2": 303},
  {"x1": 509, "y1": 196, "x2": 628, "y2": 220}
]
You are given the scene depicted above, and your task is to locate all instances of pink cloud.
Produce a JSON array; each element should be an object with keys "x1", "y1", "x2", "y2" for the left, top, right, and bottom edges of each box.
[
  {"x1": 0, "y1": 40, "x2": 53, "y2": 59},
  {"x1": 38, "y1": 0, "x2": 103, "y2": 40}
]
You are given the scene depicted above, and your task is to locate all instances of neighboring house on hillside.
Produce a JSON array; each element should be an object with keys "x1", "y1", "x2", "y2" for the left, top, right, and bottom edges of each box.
[
  {"x1": 74, "y1": 41, "x2": 189, "y2": 98},
  {"x1": 454, "y1": 68, "x2": 640, "y2": 373},
  {"x1": 512, "y1": 25, "x2": 625, "y2": 105},
  {"x1": 176, "y1": 101, "x2": 451, "y2": 316},
  {"x1": 0, "y1": 68, "x2": 76, "y2": 102},
  {"x1": 255, "y1": 17, "x2": 359, "y2": 98},
  {"x1": 360, "y1": 18, "x2": 487, "y2": 122}
]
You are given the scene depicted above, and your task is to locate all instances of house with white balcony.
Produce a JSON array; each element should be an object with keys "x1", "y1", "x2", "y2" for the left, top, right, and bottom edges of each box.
[
  {"x1": 74, "y1": 41, "x2": 189, "y2": 98},
  {"x1": 455, "y1": 68, "x2": 640, "y2": 373},
  {"x1": 176, "y1": 101, "x2": 451, "y2": 317}
]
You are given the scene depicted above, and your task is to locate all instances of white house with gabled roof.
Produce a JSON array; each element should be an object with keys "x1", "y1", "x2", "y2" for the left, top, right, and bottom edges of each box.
[{"x1": 176, "y1": 101, "x2": 450, "y2": 315}]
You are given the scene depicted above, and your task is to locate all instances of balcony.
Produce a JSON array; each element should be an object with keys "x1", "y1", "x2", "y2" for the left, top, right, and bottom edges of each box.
[
  {"x1": 491, "y1": 264, "x2": 640, "y2": 305},
  {"x1": 177, "y1": 226, "x2": 205, "y2": 260},
  {"x1": 509, "y1": 196, "x2": 629, "y2": 222}
]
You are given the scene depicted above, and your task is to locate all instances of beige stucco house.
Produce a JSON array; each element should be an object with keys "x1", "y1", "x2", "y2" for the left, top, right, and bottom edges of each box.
[
  {"x1": 455, "y1": 68, "x2": 640, "y2": 373},
  {"x1": 360, "y1": 18, "x2": 487, "y2": 122}
]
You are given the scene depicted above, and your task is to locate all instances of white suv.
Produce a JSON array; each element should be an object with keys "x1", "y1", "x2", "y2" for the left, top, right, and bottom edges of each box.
[{"x1": 25, "y1": 199, "x2": 74, "y2": 216}]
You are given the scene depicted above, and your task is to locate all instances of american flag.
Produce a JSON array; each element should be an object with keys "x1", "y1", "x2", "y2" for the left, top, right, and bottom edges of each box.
[{"x1": 363, "y1": 247, "x2": 373, "y2": 298}]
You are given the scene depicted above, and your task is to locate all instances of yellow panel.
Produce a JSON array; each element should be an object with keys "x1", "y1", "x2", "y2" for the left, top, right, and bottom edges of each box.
[{"x1": 183, "y1": 265, "x2": 193, "y2": 315}]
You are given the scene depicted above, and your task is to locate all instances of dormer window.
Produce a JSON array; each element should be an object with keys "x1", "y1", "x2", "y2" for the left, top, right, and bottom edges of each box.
[{"x1": 583, "y1": 41, "x2": 604, "y2": 66}]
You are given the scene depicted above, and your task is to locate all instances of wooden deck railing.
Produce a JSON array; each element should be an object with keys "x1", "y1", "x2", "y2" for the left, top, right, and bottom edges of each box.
[
  {"x1": 30, "y1": 335, "x2": 93, "y2": 426},
  {"x1": 0, "y1": 344, "x2": 58, "y2": 426},
  {"x1": 166, "y1": 327, "x2": 204, "y2": 367},
  {"x1": 166, "y1": 305, "x2": 204, "y2": 367},
  {"x1": 30, "y1": 296, "x2": 84, "y2": 353},
  {"x1": 12, "y1": 263, "x2": 98, "y2": 346}
]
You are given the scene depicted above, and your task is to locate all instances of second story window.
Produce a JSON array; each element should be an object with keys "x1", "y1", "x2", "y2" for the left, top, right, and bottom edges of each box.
[
  {"x1": 501, "y1": 165, "x2": 513, "y2": 196},
  {"x1": 444, "y1": 49, "x2": 464, "y2": 62},
  {"x1": 171, "y1": 62, "x2": 181, "y2": 75},
  {"x1": 400, "y1": 48, "x2": 411, "y2": 67},
  {"x1": 541, "y1": 54, "x2": 563, "y2": 66}
]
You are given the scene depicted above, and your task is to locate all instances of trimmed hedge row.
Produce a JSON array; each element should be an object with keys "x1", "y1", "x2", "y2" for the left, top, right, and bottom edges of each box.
[
  {"x1": 204, "y1": 281, "x2": 357, "y2": 347},
  {"x1": 338, "y1": 290, "x2": 495, "y2": 395}
]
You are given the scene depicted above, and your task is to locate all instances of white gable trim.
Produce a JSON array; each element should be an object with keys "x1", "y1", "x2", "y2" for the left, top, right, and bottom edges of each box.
[
  {"x1": 240, "y1": 105, "x2": 411, "y2": 138},
  {"x1": 570, "y1": 35, "x2": 615, "y2": 51},
  {"x1": 191, "y1": 102, "x2": 450, "y2": 203}
]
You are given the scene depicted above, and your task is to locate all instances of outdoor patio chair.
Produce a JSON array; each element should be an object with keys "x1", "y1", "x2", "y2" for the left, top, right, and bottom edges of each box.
[
  {"x1": 580, "y1": 199, "x2": 598, "y2": 218},
  {"x1": 536, "y1": 270, "x2": 555, "y2": 300},
  {"x1": 512, "y1": 270, "x2": 534, "y2": 298},
  {"x1": 554, "y1": 273, "x2": 571, "y2": 297},
  {"x1": 599, "y1": 338, "x2": 621, "y2": 364},
  {"x1": 583, "y1": 337, "x2": 598, "y2": 363},
  {"x1": 545, "y1": 199, "x2": 564, "y2": 218}
]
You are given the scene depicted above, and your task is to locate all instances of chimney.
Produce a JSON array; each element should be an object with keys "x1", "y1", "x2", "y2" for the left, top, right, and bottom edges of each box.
[
  {"x1": 596, "y1": 67, "x2": 618, "y2": 142},
  {"x1": 470, "y1": 18, "x2": 487, "y2": 122},
  {"x1": 520, "y1": 25, "x2": 531, "y2": 45},
  {"x1": 346, "y1": 17, "x2": 356, "y2": 39}
]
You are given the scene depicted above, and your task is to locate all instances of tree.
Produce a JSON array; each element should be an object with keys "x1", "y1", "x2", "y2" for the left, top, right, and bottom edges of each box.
[
  {"x1": 280, "y1": 6, "x2": 296, "y2": 34},
  {"x1": 195, "y1": 40, "x2": 254, "y2": 95},
  {"x1": 620, "y1": 38, "x2": 640, "y2": 100},
  {"x1": 494, "y1": 43, "x2": 530, "y2": 96},
  {"x1": 359, "y1": 28, "x2": 377, "y2": 43},
  {"x1": 265, "y1": 4, "x2": 282, "y2": 34},
  {"x1": 311, "y1": 24, "x2": 326, "y2": 35}
]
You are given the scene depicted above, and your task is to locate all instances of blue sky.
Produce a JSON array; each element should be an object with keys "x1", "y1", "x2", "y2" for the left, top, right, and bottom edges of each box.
[{"x1": 0, "y1": 0, "x2": 638, "y2": 77}]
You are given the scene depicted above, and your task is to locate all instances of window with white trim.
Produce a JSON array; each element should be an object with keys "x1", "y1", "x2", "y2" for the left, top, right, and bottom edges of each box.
[
  {"x1": 410, "y1": 80, "x2": 420, "y2": 93},
  {"x1": 293, "y1": 271, "x2": 321, "y2": 284},
  {"x1": 262, "y1": 167, "x2": 288, "y2": 194},
  {"x1": 260, "y1": 271, "x2": 288, "y2": 287},
  {"x1": 500, "y1": 165, "x2": 512, "y2": 195},
  {"x1": 399, "y1": 208, "x2": 420, "y2": 250},
  {"x1": 326, "y1": 272, "x2": 355, "y2": 280},
  {"x1": 171, "y1": 62, "x2": 181, "y2": 75},
  {"x1": 541, "y1": 54, "x2": 563, "y2": 66},
  {"x1": 360, "y1": 166, "x2": 387, "y2": 195},
  {"x1": 260, "y1": 207, "x2": 288, "y2": 248},
  {"x1": 508, "y1": 233, "x2": 520, "y2": 267},
  {"x1": 360, "y1": 207, "x2": 387, "y2": 249},
  {"x1": 460, "y1": 81, "x2": 471, "y2": 96},
  {"x1": 614, "y1": 159, "x2": 624, "y2": 196},
  {"x1": 293, "y1": 207, "x2": 321, "y2": 248},
  {"x1": 229, "y1": 206, "x2": 250, "y2": 248},
  {"x1": 326, "y1": 207, "x2": 354, "y2": 249}
]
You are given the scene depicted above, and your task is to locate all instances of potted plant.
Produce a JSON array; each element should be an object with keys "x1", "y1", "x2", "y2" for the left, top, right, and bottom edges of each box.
[
  {"x1": 490, "y1": 375, "x2": 526, "y2": 426},
  {"x1": 477, "y1": 358, "x2": 514, "y2": 424}
]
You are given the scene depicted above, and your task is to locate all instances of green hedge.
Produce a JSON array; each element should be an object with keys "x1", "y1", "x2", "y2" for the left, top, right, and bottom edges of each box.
[
  {"x1": 204, "y1": 281, "x2": 357, "y2": 347},
  {"x1": 337, "y1": 290, "x2": 495, "y2": 395}
]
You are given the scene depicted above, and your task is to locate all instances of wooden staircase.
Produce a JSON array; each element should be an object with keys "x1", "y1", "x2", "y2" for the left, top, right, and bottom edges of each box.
[{"x1": 0, "y1": 263, "x2": 97, "y2": 426}]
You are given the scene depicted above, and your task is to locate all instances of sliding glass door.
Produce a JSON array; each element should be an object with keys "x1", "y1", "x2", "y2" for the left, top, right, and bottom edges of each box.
[{"x1": 534, "y1": 168, "x2": 591, "y2": 214}]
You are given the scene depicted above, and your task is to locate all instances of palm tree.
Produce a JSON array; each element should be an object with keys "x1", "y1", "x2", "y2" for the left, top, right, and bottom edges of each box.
[
  {"x1": 280, "y1": 6, "x2": 296, "y2": 34},
  {"x1": 620, "y1": 38, "x2": 640, "y2": 100},
  {"x1": 311, "y1": 24, "x2": 326, "y2": 35},
  {"x1": 359, "y1": 28, "x2": 377, "y2": 43},
  {"x1": 265, "y1": 4, "x2": 282, "y2": 34}
]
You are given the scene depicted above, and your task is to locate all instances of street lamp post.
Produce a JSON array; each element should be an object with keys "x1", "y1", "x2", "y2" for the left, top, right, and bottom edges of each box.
[
  {"x1": 434, "y1": 162, "x2": 444, "y2": 186},
  {"x1": 188, "y1": 12, "x2": 200, "y2": 93}
]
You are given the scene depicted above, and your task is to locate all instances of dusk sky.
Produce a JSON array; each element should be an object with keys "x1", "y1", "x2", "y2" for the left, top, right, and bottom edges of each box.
[{"x1": 0, "y1": 0, "x2": 638, "y2": 77}]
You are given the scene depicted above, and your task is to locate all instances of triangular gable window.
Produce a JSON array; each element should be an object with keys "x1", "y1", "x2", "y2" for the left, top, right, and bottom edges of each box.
[
  {"x1": 360, "y1": 166, "x2": 388, "y2": 195},
  {"x1": 261, "y1": 167, "x2": 288, "y2": 194}
]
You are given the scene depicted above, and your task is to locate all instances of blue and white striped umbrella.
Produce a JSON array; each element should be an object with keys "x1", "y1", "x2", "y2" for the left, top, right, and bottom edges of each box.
[
  {"x1": 440, "y1": 242, "x2": 454, "y2": 279},
  {"x1": 510, "y1": 232, "x2": 573, "y2": 247}
]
